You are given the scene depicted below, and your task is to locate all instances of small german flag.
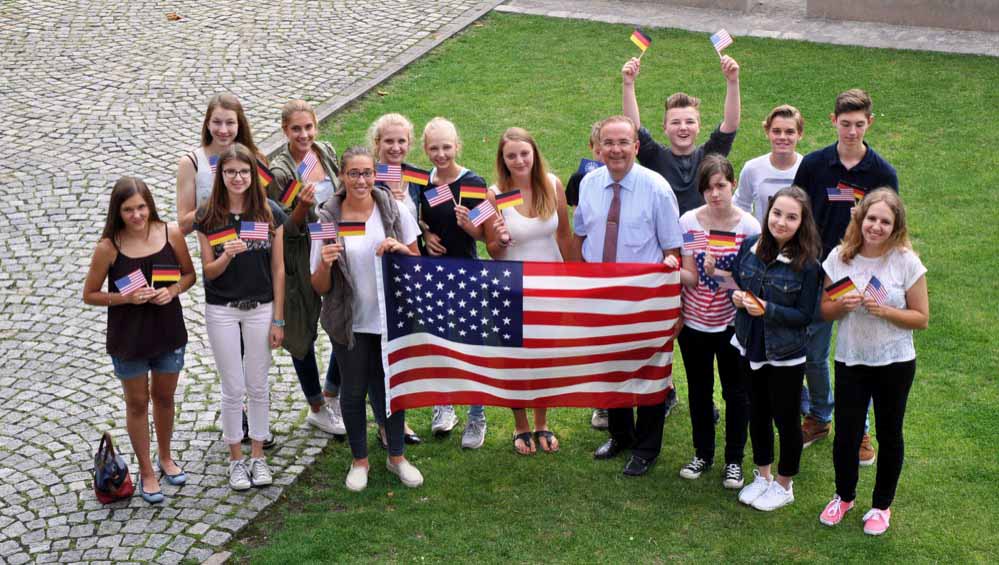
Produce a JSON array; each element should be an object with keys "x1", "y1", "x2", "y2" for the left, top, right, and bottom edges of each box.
[
  {"x1": 338, "y1": 221, "x2": 366, "y2": 237},
  {"x1": 151, "y1": 264, "x2": 181, "y2": 288},
  {"x1": 402, "y1": 164, "x2": 429, "y2": 186},
  {"x1": 495, "y1": 190, "x2": 524, "y2": 210},
  {"x1": 459, "y1": 184, "x2": 488, "y2": 200},
  {"x1": 825, "y1": 276, "x2": 858, "y2": 300},
  {"x1": 208, "y1": 227, "x2": 238, "y2": 246},
  {"x1": 708, "y1": 230, "x2": 738, "y2": 248},
  {"x1": 837, "y1": 181, "x2": 866, "y2": 203},
  {"x1": 631, "y1": 28, "x2": 652, "y2": 52},
  {"x1": 280, "y1": 179, "x2": 301, "y2": 208},
  {"x1": 257, "y1": 161, "x2": 274, "y2": 188}
]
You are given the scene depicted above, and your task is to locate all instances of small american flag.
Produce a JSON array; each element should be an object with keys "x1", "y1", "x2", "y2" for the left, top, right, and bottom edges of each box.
[
  {"x1": 239, "y1": 221, "x2": 269, "y2": 240},
  {"x1": 425, "y1": 185, "x2": 453, "y2": 208},
  {"x1": 299, "y1": 151, "x2": 320, "y2": 179},
  {"x1": 865, "y1": 276, "x2": 889, "y2": 305},
  {"x1": 683, "y1": 231, "x2": 708, "y2": 251},
  {"x1": 710, "y1": 29, "x2": 733, "y2": 54},
  {"x1": 378, "y1": 255, "x2": 680, "y2": 413},
  {"x1": 376, "y1": 164, "x2": 402, "y2": 182},
  {"x1": 826, "y1": 186, "x2": 854, "y2": 202},
  {"x1": 209, "y1": 155, "x2": 219, "y2": 175},
  {"x1": 308, "y1": 222, "x2": 337, "y2": 241},
  {"x1": 114, "y1": 269, "x2": 146, "y2": 296},
  {"x1": 468, "y1": 200, "x2": 497, "y2": 227}
]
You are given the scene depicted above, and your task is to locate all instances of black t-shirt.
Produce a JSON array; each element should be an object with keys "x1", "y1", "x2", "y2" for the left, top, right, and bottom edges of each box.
[
  {"x1": 419, "y1": 169, "x2": 486, "y2": 259},
  {"x1": 195, "y1": 200, "x2": 288, "y2": 305},
  {"x1": 637, "y1": 125, "x2": 736, "y2": 215},
  {"x1": 565, "y1": 171, "x2": 584, "y2": 207}
]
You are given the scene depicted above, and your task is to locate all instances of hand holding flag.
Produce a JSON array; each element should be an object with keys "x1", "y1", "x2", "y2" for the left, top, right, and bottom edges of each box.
[
  {"x1": 114, "y1": 269, "x2": 148, "y2": 297},
  {"x1": 631, "y1": 28, "x2": 652, "y2": 57}
]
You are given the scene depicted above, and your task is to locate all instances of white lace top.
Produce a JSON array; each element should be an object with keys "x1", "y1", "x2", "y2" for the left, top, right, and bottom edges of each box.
[
  {"x1": 489, "y1": 174, "x2": 563, "y2": 262},
  {"x1": 823, "y1": 246, "x2": 926, "y2": 367}
]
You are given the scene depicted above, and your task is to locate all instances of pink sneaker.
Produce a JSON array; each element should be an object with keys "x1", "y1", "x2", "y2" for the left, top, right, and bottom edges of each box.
[
  {"x1": 863, "y1": 508, "x2": 891, "y2": 535},
  {"x1": 819, "y1": 495, "x2": 855, "y2": 526}
]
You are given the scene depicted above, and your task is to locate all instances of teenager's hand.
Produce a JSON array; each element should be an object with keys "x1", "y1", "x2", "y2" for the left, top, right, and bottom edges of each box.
[
  {"x1": 839, "y1": 292, "x2": 864, "y2": 313},
  {"x1": 149, "y1": 287, "x2": 175, "y2": 306},
  {"x1": 454, "y1": 205, "x2": 472, "y2": 230},
  {"x1": 622, "y1": 57, "x2": 641, "y2": 85},
  {"x1": 389, "y1": 184, "x2": 406, "y2": 201},
  {"x1": 296, "y1": 183, "x2": 316, "y2": 210},
  {"x1": 320, "y1": 242, "x2": 344, "y2": 268},
  {"x1": 224, "y1": 239, "x2": 248, "y2": 258},
  {"x1": 663, "y1": 255, "x2": 679, "y2": 269},
  {"x1": 721, "y1": 55, "x2": 740, "y2": 82},
  {"x1": 703, "y1": 252, "x2": 716, "y2": 276},
  {"x1": 269, "y1": 325, "x2": 284, "y2": 349},
  {"x1": 862, "y1": 295, "x2": 888, "y2": 318},
  {"x1": 127, "y1": 288, "x2": 156, "y2": 305},
  {"x1": 494, "y1": 216, "x2": 512, "y2": 247},
  {"x1": 745, "y1": 295, "x2": 766, "y2": 317},
  {"x1": 376, "y1": 238, "x2": 409, "y2": 256},
  {"x1": 732, "y1": 290, "x2": 746, "y2": 309},
  {"x1": 423, "y1": 230, "x2": 447, "y2": 256}
]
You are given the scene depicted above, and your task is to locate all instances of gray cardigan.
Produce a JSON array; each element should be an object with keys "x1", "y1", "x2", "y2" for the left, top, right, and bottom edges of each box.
[{"x1": 317, "y1": 188, "x2": 403, "y2": 349}]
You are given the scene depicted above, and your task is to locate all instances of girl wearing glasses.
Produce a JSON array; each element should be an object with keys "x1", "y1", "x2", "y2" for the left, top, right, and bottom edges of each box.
[
  {"x1": 194, "y1": 143, "x2": 286, "y2": 491},
  {"x1": 311, "y1": 146, "x2": 423, "y2": 492}
]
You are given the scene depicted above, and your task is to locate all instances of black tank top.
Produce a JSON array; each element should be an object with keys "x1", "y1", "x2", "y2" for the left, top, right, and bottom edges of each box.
[{"x1": 106, "y1": 224, "x2": 188, "y2": 360}]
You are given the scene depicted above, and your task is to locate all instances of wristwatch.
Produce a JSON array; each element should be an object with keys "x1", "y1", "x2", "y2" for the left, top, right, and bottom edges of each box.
[{"x1": 271, "y1": 319, "x2": 286, "y2": 327}]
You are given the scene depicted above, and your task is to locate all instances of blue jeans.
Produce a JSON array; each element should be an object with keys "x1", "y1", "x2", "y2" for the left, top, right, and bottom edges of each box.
[
  {"x1": 801, "y1": 320, "x2": 835, "y2": 423},
  {"x1": 468, "y1": 404, "x2": 485, "y2": 422},
  {"x1": 291, "y1": 342, "x2": 339, "y2": 406}
]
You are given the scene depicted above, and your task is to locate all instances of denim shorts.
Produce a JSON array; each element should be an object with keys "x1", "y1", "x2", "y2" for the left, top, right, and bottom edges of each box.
[{"x1": 111, "y1": 346, "x2": 186, "y2": 380}]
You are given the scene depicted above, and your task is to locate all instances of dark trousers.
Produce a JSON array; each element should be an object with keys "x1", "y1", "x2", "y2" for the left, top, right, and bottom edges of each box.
[
  {"x1": 609, "y1": 402, "x2": 667, "y2": 460},
  {"x1": 834, "y1": 360, "x2": 916, "y2": 509},
  {"x1": 290, "y1": 342, "x2": 340, "y2": 406},
  {"x1": 745, "y1": 359, "x2": 804, "y2": 477},
  {"x1": 678, "y1": 327, "x2": 749, "y2": 465},
  {"x1": 331, "y1": 334, "x2": 405, "y2": 459}
]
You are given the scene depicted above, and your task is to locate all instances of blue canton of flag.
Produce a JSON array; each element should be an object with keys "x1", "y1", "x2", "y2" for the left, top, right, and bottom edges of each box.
[
  {"x1": 577, "y1": 158, "x2": 604, "y2": 175},
  {"x1": 696, "y1": 253, "x2": 735, "y2": 292},
  {"x1": 383, "y1": 255, "x2": 524, "y2": 347}
]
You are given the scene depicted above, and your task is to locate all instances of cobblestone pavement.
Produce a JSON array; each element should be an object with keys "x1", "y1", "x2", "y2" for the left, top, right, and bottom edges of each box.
[
  {"x1": 499, "y1": 0, "x2": 999, "y2": 57},
  {"x1": 0, "y1": 1, "x2": 499, "y2": 563}
]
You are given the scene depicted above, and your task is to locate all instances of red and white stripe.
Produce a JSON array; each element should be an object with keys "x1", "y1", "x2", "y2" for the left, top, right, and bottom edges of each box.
[
  {"x1": 382, "y1": 262, "x2": 680, "y2": 412},
  {"x1": 683, "y1": 233, "x2": 748, "y2": 330},
  {"x1": 300, "y1": 151, "x2": 320, "y2": 179}
]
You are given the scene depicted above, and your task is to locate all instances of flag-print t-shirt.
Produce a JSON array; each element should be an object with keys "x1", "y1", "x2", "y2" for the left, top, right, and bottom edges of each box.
[
  {"x1": 823, "y1": 246, "x2": 926, "y2": 366},
  {"x1": 679, "y1": 209, "x2": 761, "y2": 332}
]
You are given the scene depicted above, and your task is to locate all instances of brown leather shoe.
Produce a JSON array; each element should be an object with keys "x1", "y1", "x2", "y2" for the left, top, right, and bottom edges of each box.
[
  {"x1": 801, "y1": 415, "x2": 830, "y2": 448},
  {"x1": 859, "y1": 433, "x2": 877, "y2": 466}
]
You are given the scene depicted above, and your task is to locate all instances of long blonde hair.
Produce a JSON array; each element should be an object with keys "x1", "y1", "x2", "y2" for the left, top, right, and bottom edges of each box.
[
  {"x1": 494, "y1": 127, "x2": 555, "y2": 219},
  {"x1": 838, "y1": 188, "x2": 912, "y2": 263}
]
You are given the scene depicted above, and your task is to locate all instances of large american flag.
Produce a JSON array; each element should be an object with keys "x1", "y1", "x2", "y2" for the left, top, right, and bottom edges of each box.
[{"x1": 377, "y1": 255, "x2": 680, "y2": 414}]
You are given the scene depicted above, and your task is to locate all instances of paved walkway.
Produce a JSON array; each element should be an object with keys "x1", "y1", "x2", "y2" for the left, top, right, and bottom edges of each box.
[
  {"x1": 498, "y1": 0, "x2": 999, "y2": 57},
  {"x1": 0, "y1": 1, "x2": 499, "y2": 563},
  {"x1": 0, "y1": 1, "x2": 993, "y2": 563}
]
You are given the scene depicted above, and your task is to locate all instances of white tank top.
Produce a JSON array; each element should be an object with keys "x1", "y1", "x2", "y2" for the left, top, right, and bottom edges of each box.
[
  {"x1": 490, "y1": 174, "x2": 562, "y2": 262},
  {"x1": 191, "y1": 147, "x2": 216, "y2": 207}
]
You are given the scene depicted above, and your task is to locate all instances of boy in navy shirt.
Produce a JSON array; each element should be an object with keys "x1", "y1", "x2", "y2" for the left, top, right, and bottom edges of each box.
[{"x1": 793, "y1": 89, "x2": 898, "y2": 464}]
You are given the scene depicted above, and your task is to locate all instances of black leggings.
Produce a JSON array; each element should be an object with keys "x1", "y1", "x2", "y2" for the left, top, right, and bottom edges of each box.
[
  {"x1": 744, "y1": 359, "x2": 803, "y2": 477},
  {"x1": 834, "y1": 360, "x2": 916, "y2": 509},
  {"x1": 678, "y1": 327, "x2": 749, "y2": 465}
]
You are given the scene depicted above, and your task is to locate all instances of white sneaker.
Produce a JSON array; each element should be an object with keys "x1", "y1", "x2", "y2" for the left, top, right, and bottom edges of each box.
[
  {"x1": 327, "y1": 398, "x2": 347, "y2": 436},
  {"x1": 737, "y1": 470, "x2": 771, "y2": 505},
  {"x1": 386, "y1": 458, "x2": 424, "y2": 488},
  {"x1": 306, "y1": 406, "x2": 338, "y2": 435},
  {"x1": 345, "y1": 463, "x2": 368, "y2": 492},
  {"x1": 751, "y1": 479, "x2": 794, "y2": 511},
  {"x1": 228, "y1": 460, "x2": 251, "y2": 491},
  {"x1": 248, "y1": 457, "x2": 273, "y2": 487},
  {"x1": 431, "y1": 405, "x2": 459, "y2": 435},
  {"x1": 461, "y1": 418, "x2": 487, "y2": 449}
]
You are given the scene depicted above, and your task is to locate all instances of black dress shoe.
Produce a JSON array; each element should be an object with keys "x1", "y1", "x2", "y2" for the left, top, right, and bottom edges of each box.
[
  {"x1": 594, "y1": 438, "x2": 628, "y2": 460},
  {"x1": 623, "y1": 455, "x2": 656, "y2": 476},
  {"x1": 404, "y1": 432, "x2": 422, "y2": 445}
]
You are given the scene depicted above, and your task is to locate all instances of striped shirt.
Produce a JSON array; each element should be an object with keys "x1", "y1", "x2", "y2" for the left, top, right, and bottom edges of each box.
[{"x1": 679, "y1": 209, "x2": 761, "y2": 332}]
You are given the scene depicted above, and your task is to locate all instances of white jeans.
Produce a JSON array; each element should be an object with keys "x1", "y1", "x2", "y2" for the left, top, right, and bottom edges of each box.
[{"x1": 206, "y1": 302, "x2": 273, "y2": 445}]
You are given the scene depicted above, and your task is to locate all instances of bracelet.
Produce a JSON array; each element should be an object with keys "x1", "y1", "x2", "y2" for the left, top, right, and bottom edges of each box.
[{"x1": 271, "y1": 319, "x2": 286, "y2": 328}]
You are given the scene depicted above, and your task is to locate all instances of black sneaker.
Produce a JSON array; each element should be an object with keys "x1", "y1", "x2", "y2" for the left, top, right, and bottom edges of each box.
[
  {"x1": 241, "y1": 408, "x2": 277, "y2": 449},
  {"x1": 723, "y1": 463, "x2": 745, "y2": 489},
  {"x1": 679, "y1": 456, "x2": 711, "y2": 480}
]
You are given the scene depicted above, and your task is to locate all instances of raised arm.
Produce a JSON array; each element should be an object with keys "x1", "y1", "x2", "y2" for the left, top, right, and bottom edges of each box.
[
  {"x1": 719, "y1": 55, "x2": 741, "y2": 134},
  {"x1": 621, "y1": 57, "x2": 643, "y2": 130}
]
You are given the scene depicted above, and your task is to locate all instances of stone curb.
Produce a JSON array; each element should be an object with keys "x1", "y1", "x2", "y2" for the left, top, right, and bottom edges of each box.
[{"x1": 259, "y1": 0, "x2": 506, "y2": 158}]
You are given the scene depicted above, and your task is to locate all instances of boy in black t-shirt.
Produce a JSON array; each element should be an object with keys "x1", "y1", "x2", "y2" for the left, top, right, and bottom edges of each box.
[
  {"x1": 621, "y1": 54, "x2": 742, "y2": 215},
  {"x1": 564, "y1": 121, "x2": 602, "y2": 208}
]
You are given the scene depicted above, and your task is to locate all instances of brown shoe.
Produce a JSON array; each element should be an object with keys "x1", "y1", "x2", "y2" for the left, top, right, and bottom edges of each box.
[
  {"x1": 801, "y1": 416, "x2": 830, "y2": 448},
  {"x1": 859, "y1": 433, "x2": 876, "y2": 466}
]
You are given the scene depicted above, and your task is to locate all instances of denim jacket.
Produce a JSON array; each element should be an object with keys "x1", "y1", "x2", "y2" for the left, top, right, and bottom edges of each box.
[{"x1": 732, "y1": 235, "x2": 821, "y2": 360}]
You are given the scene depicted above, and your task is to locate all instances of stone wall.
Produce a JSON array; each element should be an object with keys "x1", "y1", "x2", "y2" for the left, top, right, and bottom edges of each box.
[{"x1": 807, "y1": 0, "x2": 999, "y2": 33}]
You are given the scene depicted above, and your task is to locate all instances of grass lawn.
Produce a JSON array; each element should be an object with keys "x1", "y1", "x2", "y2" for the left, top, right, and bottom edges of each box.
[{"x1": 228, "y1": 12, "x2": 999, "y2": 563}]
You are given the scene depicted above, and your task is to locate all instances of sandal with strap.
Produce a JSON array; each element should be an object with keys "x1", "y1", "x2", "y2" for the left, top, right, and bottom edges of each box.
[
  {"x1": 513, "y1": 431, "x2": 535, "y2": 455},
  {"x1": 533, "y1": 430, "x2": 559, "y2": 453}
]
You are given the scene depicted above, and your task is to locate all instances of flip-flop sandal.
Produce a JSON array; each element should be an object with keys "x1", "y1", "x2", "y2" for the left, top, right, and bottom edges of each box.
[
  {"x1": 533, "y1": 430, "x2": 559, "y2": 453},
  {"x1": 513, "y1": 431, "x2": 534, "y2": 455}
]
